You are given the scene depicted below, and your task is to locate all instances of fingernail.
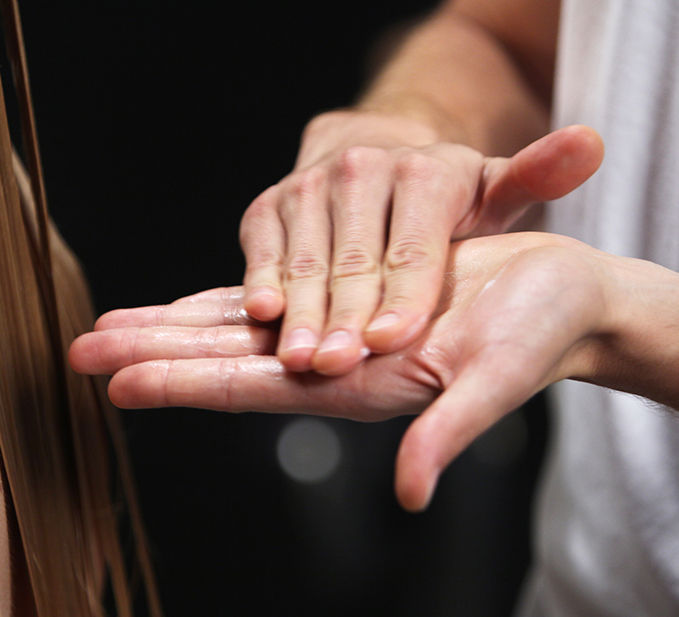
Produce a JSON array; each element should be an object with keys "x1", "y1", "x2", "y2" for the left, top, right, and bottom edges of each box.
[
  {"x1": 365, "y1": 312, "x2": 400, "y2": 332},
  {"x1": 283, "y1": 328, "x2": 317, "y2": 352},
  {"x1": 316, "y1": 329, "x2": 353, "y2": 354}
]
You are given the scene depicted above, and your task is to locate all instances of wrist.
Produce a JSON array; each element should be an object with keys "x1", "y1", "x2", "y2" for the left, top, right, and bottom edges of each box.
[
  {"x1": 356, "y1": 93, "x2": 471, "y2": 145},
  {"x1": 295, "y1": 107, "x2": 452, "y2": 169},
  {"x1": 571, "y1": 250, "x2": 679, "y2": 409}
]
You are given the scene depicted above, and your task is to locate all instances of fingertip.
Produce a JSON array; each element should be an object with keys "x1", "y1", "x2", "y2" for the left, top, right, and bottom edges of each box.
[
  {"x1": 107, "y1": 370, "x2": 134, "y2": 409},
  {"x1": 553, "y1": 124, "x2": 605, "y2": 171},
  {"x1": 394, "y1": 397, "x2": 462, "y2": 512},
  {"x1": 94, "y1": 310, "x2": 121, "y2": 331},
  {"x1": 67, "y1": 335, "x2": 88, "y2": 374},
  {"x1": 108, "y1": 363, "x2": 162, "y2": 409},
  {"x1": 244, "y1": 286, "x2": 285, "y2": 321},
  {"x1": 364, "y1": 311, "x2": 426, "y2": 354},
  {"x1": 513, "y1": 125, "x2": 606, "y2": 201},
  {"x1": 277, "y1": 327, "x2": 319, "y2": 372},
  {"x1": 278, "y1": 352, "x2": 315, "y2": 372},
  {"x1": 563, "y1": 123, "x2": 603, "y2": 145},
  {"x1": 570, "y1": 124, "x2": 605, "y2": 171},
  {"x1": 312, "y1": 336, "x2": 369, "y2": 376},
  {"x1": 394, "y1": 452, "x2": 439, "y2": 513},
  {"x1": 68, "y1": 332, "x2": 111, "y2": 375}
]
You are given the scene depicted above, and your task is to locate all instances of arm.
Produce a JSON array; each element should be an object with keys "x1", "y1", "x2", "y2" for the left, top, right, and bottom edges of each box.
[
  {"x1": 352, "y1": 0, "x2": 560, "y2": 155},
  {"x1": 69, "y1": 232, "x2": 679, "y2": 510},
  {"x1": 572, "y1": 254, "x2": 679, "y2": 410},
  {"x1": 240, "y1": 0, "x2": 603, "y2": 375}
]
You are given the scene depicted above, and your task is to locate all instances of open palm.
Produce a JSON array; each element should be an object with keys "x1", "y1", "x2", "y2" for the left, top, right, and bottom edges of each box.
[{"x1": 70, "y1": 232, "x2": 606, "y2": 510}]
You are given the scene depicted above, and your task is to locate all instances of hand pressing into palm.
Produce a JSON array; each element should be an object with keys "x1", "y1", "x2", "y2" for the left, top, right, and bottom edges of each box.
[
  {"x1": 239, "y1": 110, "x2": 604, "y2": 375},
  {"x1": 70, "y1": 232, "x2": 614, "y2": 511}
]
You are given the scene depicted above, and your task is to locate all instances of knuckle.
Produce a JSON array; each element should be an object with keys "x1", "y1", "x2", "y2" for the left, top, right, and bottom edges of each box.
[
  {"x1": 385, "y1": 236, "x2": 433, "y2": 271},
  {"x1": 381, "y1": 292, "x2": 412, "y2": 309},
  {"x1": 378, "y1": 289, "x2": 424, "y2": 315},
  {"x1": 286, "y1": 251, "x2": 329, "y2": 282},
  {"x1": 128, "y1": 327, "x2": 143, "y2": 362},
  {"x1": 334, "y1": 146, "x2": 386, "y2": 183},
  {"x1": 301, "y1": 111, "x2": 342, "y2": 142},
  {"x1": 209, "y1": 327, "x2": 226, "y2": 354},
  {"x1": 238, "y1": 219, "x2": 251, "y2": 246},
  {"x1": 395, "y1": 152, "x2": 437, "y2": 183},
  {"x1": 245, "y1": 246, "x2": 284, "y2": 270},
  {"x1": 332, "y1": 246, "x2": 379, "y2": 280},
  {"x1": 286, "y1": 167, "x2": 327, "y2": 200},
  {"x1": 327, "y1": 306, "x2": 363, "y2": 328},
  {"x1": 250, "y1": 185, "x2": 279, "y2": 210},
  {"x1": 240, "y1": 190, "x2": 278, "y2": 243},
  {"x1": 115, "y1": 327, "x2": 142, "y2": 363},
  {"x1": 193, "y1": 327, "x2": 220, "y2": 355},
  {"x1": 154, "y1": 305, "x2": 167, "y2": 326}
]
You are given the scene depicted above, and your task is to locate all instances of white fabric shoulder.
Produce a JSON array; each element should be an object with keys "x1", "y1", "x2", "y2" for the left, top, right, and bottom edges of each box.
[{"x1": 518, "y1": 1, "x2": 679, "y2": 616}]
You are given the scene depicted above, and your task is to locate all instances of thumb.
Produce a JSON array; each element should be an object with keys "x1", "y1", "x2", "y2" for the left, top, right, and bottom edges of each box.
[
  {"x1": 394, "y1": 380, "x2": 503, "y2": 512},
  {"x1": 474, "y1": 125, "x2": 604, "y2": 232},
  {"x1": 394, "y1": 360, "x2": 542, "y2": 512}
]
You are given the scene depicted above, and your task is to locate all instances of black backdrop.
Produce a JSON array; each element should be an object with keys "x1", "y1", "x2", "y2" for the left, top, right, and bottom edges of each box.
[{"x1": 11, "y1": 2, "x2": 548, "y2": 615}]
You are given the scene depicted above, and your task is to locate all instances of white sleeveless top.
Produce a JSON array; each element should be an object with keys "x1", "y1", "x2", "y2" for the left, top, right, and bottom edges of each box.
[{"x1": 518, "y1": 1, "x2": 679, "y2": 615}]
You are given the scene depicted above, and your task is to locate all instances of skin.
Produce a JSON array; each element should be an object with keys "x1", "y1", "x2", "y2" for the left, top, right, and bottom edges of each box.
[
  {"x1": 69, "y1": 233, "x2": 679, "y2": 511},
  {"x1": 239, "y1": 0, "x2": 578, "y2": 375},
  {"x1": 66, "y1": 0, "x2": 679, "y2": 515}
]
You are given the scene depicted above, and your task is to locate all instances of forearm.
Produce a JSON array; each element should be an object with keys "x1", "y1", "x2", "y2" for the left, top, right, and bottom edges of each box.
[{"x1": 355, "y1": 3, "x2": 554, "y2": 155}]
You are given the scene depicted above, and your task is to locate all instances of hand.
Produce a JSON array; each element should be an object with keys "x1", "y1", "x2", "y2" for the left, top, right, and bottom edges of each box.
[
  {"x1": 70, "y1": 232, "x2": 618, "y2": 511},
  {"x1": 239, "y1": 109, "x2": 604, "y2": 375}
]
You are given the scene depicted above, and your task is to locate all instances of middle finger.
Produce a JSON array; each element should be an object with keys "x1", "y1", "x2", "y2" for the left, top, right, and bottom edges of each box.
[{"x1": 312, "y1": 146, "x2": 392, "y2": 375}]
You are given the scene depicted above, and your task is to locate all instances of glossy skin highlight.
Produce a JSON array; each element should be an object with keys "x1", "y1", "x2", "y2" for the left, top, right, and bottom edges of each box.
[
  {"x1": 67, "y1": 0, "x2": 679, "y2": 519},
  {"x1": 238, "y1": 0, "x2": 595, "y2": 377},
  {"x1": 70, "y1": 232, "x2": 679, "y2": 511}
]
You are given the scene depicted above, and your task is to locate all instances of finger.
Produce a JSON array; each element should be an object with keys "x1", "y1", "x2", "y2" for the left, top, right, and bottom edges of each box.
[
  {"x1": 171, "y1": 286, "x2": 243, "y2": 304},
  {"x1": 240, "y1": 186, "x2": 286, "y2": 321},
  {"x1": 69, "y1": 325, "x2": 277, "y2": 375},
  {"x1": 394, "y1": 318, "x2": 561, "y2": 512},
  {"x1": 276, "y1": 169, "x2": 331, "y2": 371},
  {"x1": 312, "y1": 147, "x2": 391, "y2": 375},
  {"x1": 95, "y1": 288, "x2": 257, "y2": 330},
  {"x1": 108, "y1": 356, "x2": 345, "y2": 412},
  {"x1": 467, "y1": 125, "x2": 604, "y2": 235},
  {"x1": 364, "y1": 152, "x2": 467, "y2": 354},
  {"x1": 108, "y1": 342, "x2": 437, "y2": 418}
]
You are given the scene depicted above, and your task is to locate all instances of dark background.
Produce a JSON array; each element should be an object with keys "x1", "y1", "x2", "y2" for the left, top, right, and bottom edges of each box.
[{"x1": 11, "y1": 2, "x2": 547, "y2": 615}]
